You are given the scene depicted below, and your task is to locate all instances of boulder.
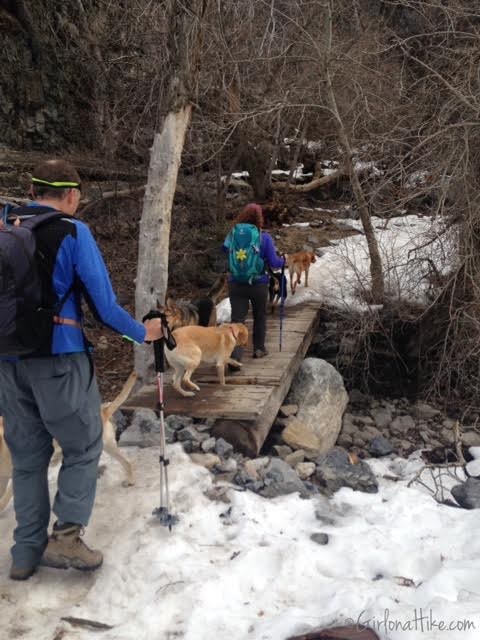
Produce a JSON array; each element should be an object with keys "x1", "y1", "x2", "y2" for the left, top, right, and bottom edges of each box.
[
  {"x1": 315, "y1": 447, "x2": 378, "y2": 495},
  {"x1": 452, "y1": 478, "x2": 480, "y2": 509},
  {"x1": 282, "y1": 418, "x2": 321, "y2": 455},
  {"x1": 368, "y1": 436, "x2": 394, "y2": 457},
  {"x1": 259, "y1": 458, "x2": 310, "y2": 498},
  {"x1": 287, "y1": 358, "x2": 348, "y2": 456}
]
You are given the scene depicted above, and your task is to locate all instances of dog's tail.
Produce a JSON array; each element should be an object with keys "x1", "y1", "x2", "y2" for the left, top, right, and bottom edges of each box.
[
  {"x1": 207, "y1": 272, "x2": 228, "y2": 304},
  {"x1": 102, "y1": 371, "x2": 137, "y2": 420}
]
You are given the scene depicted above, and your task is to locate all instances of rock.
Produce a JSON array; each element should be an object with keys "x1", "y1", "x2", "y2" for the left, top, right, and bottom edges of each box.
[
  {"x1": 370, "y1": 407, "x2": 392, "y2": 430},
  {"x1": 282, "y1": 417, "x2": 320, "y2": 455},
  {"x1": 201, "y1": 437, "x2": 216, "y2": 453},
  {"x1": 336, "y1": 433, "x2": 353, "y2": 448},
  {"x1": 279, "y1": 404, "x2": 298, "y2": 418},
  {"x1": 215, "y1": 438, "x2": 234, "y2": 458},
  {"x1": 390, "y1": 415, "x2": 416, "y2": 434},
  {"x1": 348, "y1": 389, "x2": 368, "y2": 405},
  {"x1": 341, "y1": 413, "x2": 356, "y2": 436},
  {"x1": 368, "y1": 436, "x2": 394, "y2": 457},
  {"x1": 296, "y1": 462, "x2": 316, "y2": 480},
  {"x1": 177, "y1": 426, "x2": 208, "y2": 443},
  {"x1": 414, "y1": 402, "x2": 441, "y2": 420},
  {"x1": 287, "y1": 358, "x2": 348, "y2": 456},
  {"x1": 352, "y1": 434, "x2": 366, "y2": 447},
  {"x1": 285, "y1": 450, "x2": 305, "y2": 466},
  {"x1": 165, "y1": 415, "x2": 194, "y2": 431},
  {"x1": 216, "y1": 457, "x2": 237, "y2": 473},
  {"x1": 462, "y1": 432, "x2": 480, "y2": 447},
  {"x1": 195, "y1": 419, "x2": 216, "y2": 432},
  {"x1": 119, "y1": 408, "x2": 167, "y2": 447},
  {"x1": 452, "y1": 478, "x2": 480, "y2": 509},
  {"x1": 310, "y1": 532, "x2": 329, "y2": 545},
  {"x1": 243, "y1": 459, "x2": 261, "y2": 481},
  {"x1": 466, "y1": 459, "x2": 480, "y2": 477},
  {"x1": 397, "y1": 439, "x2": 413, "y2": 452},
  {"x1": 190, "y1": 453, "x2": 221, "y2": 470},
  {"x1": 315, "y1": 447, "x2": 378, "y2": 495},
  {"x1": 440, "y1": 428, "x2": 455, "y2": 445},
  {"x1": 361, "y1": 425, "x2": 382, "y2": 440},
  {"x1": 354, "y1": 415, "x2": 374, "y2": 426},
  {"x1": 442, "y1": 418, "x2": 456, "y2": 430},
  {"x1": 181, "y1": 440, "x2": 200, "y2": 454},
  {"x1": 259, "y1": 458, "x2": 310, "y2": 498},
  {"x1": 112, "y1": 409, "x2": 128, "y2": 435},
  {"x1": 273, "y1": 444, "x2": 294, "y2": 459}
]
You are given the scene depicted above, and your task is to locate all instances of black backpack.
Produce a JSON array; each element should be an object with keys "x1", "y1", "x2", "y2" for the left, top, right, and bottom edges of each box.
[{"x1": 0, "y1": 206, "x2": 70, "y2": 356}]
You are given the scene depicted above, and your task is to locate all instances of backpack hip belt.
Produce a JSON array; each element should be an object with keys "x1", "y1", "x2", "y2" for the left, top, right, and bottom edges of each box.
[{"x1": 53, "y1": 316, "x2": 82, "y2": 329}]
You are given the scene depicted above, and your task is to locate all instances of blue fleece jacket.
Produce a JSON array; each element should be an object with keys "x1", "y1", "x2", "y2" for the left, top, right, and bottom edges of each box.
[{"x1": 13, "y1": 203, "x2": 145, "y2": 354}]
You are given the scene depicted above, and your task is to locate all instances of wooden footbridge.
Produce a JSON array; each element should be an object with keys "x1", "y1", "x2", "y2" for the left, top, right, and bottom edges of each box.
[{"x1": 125, "y1": 303, "x2": 321, "y2": 457}]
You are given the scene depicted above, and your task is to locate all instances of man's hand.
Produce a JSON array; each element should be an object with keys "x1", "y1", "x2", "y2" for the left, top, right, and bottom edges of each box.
[{"x1": 143, "y1": 318, "x2": 163, "y2": 342}]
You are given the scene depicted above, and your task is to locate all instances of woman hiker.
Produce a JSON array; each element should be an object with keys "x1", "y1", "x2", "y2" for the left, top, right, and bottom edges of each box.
[{"x1": 223, "y1": 203, "x2": 285, "y2": 364}]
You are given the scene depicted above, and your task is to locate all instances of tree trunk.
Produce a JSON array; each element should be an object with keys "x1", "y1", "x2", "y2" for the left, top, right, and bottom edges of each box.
[
  {"x1": 134, "y1": 106, "x2": 192, "y2": 382},
  {"x1": 324, "y1": 0, "x2": 384, "y2": 303}
]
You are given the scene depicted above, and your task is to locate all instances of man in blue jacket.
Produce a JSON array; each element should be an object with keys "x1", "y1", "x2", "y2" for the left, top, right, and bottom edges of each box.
[{"x1": 0, "y1": 159, "x2": 163, "y2": 580}]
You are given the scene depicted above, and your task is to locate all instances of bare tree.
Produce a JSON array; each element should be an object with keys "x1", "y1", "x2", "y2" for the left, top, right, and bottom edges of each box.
[{"x1": 135, "y1": 0, "x2": 211, "y2": 383}]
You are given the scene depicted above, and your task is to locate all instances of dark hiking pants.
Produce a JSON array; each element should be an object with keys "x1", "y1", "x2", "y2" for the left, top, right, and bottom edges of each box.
[
  {"x1": 228, "y1": 281, "x2": 268, "y2": 360},
  {"x1": 0, "y1": 352, "x2": 103, "y2": 569}
]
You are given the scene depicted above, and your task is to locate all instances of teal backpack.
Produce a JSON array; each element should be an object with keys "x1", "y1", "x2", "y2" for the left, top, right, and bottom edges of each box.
[{"x1": 226, "y1": 223, "x2": 265, "y2": 284}]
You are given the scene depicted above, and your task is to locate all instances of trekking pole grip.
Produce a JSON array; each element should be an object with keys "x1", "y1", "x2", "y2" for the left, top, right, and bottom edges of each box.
[{"x1": 142, "y1": 309, "x2": 176, "y2": 373}]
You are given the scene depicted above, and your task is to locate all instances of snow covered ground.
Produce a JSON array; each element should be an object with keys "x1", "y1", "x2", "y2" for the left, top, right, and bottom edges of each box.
[
  {"x1": 1, "y1": 446, "x2": 480, "y2": 640},
  {"x1": 2, "y1": 212, "x2": 475, "y2": 640}
]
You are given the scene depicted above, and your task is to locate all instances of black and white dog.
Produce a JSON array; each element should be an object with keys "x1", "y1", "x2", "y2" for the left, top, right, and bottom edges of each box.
[{"x1": 268, "y1": 267, "x2": 288, "y2": 313}]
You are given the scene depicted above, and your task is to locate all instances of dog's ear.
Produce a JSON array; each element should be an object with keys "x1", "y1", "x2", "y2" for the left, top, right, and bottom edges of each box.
[
  {"x1": 310, "y1": 253, "x2": 317, "y2": 263},
  {"x1": 165, "y1": 297, "x2": 176, "y2": 311},
  {"x1": 238, "y1": 324, "x2": 249, "y2": 346}
]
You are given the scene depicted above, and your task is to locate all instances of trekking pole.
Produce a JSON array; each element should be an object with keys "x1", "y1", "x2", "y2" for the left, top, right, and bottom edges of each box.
[
  {"x1": 279, "y1": 258, "x2": 286, "y2": 352},
  {"x1": 143, "y1": 310, "x2": 178, "y2": 531}
]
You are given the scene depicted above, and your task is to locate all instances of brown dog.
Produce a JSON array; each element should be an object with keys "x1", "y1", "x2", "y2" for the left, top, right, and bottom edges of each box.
[
  {"x1": 165, "y1": 323, "x2": 249, "y2": 397},
  {"x1": 286, "y1": 251, "x2": 317, "y2": 294},
  {"x1": 163, "y1": 273, "x2": 228, "y2": 330},
  {"x1": 0, "y1": 372, "x2": 137, "y2": 512}
]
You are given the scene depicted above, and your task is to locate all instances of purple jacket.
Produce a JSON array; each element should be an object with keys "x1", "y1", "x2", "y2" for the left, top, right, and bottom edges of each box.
[{"x1": 223, "y1": 229, "x2": 285, "y2": 284}]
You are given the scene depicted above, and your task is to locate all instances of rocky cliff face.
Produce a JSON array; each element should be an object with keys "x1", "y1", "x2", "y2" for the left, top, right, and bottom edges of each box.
[{"x1": 0, "y1": 2, "x2": 94, "y2": 149}]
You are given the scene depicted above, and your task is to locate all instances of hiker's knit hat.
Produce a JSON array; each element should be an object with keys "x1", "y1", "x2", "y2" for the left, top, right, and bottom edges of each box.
[{"x1": 244, "y1": 203, "x2": 263, "y2": 216}]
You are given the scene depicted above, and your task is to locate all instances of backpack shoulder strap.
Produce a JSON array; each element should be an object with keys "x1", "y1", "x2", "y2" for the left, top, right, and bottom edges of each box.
[{"x1": 20, "y1": 210, "x2": 68, "y2": 232}]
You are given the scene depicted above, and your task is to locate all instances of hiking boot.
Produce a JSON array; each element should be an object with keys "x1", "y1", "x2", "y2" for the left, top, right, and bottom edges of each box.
[
  {"x1": 9, "y1": 564, "x2": 37, "y2": 581},
  {"x1": 253, "y1": 348, "x2": 268, "y2": 359},
  {"x1": 39, "y1": 523, "x2": 103, "y2": 571},
  {"x1": 227, "y1": 360, "x2": 242, "y2": 373}
]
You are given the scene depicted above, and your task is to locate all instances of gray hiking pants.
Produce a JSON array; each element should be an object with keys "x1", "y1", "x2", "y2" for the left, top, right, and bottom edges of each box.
[
  {"x1": 229, "y1": 281, "x2": 268, "y2": 360},
  {"x1": 0, "y1": 352, "x2": 103, "y2": 569}
]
